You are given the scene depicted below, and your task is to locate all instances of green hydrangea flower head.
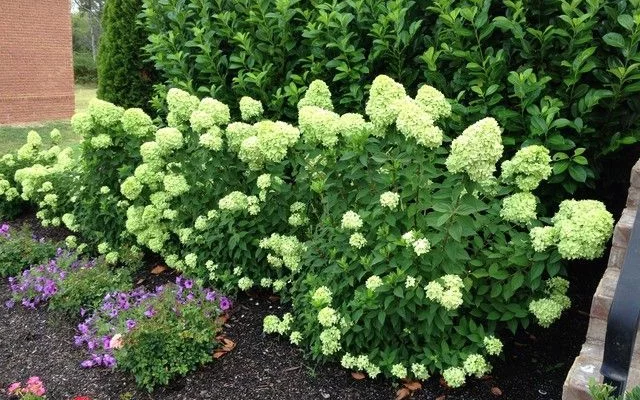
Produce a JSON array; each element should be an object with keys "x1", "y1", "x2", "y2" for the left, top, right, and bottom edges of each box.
[
  {"x1": 71, "y1": 112, "x2": 94, "y2": 137},
  {"x1": 298, "y1": 106, "x2": 340, "y2": 148},
  {"x1": 317, "y1": 307, "x2": 339, "y2": 327},
  {"x1": 411, "y1": 363, "x2": 430, "y2": 380},
  {"x1": 140, "y1": 141, "x2": 165, "y2": 167},
  {"x1": 190, "y1": 97, "x2": 231, "y2": 132},
  {"x1": 225, "y1": 122, "x2": 255, "y2": 152},
  {"x1": 390, "y1": 363, "x2": 408, "y2": 379},
  {"x1": 163, "y1": 174, "x2": 189, "y2": 197},
  {"x1": 415, "y1": 84, "x2": 452, "y2": 121},
  {"x1": 155, "y1": 127, "x2": 184, "y2": 152},
  {"x1": 90, "y1": 134, "x2": 113, "y2": 149},
  {"x1": 311, "y1": 286, "x2": 333, "y2": 307},
  {"x1": 49, "y1": 128, "x2": 62, "y2": 145},
  {"x1": 319, "y1": 327, "x2": 341, "y2": 355},
  {"x1": 463, "y1": 354, "x2": 490, "y2": 378},
  {"x1": 338, "y1": 113, "x2": 372, "y2": 143},
  {"x1": 446, "y1": 117, "x2": 504, "y2": 182},
  {"x1": 483, "y1": 336, "x2": 503, "y2": 355},
  {"x1": 88, "y1": 98, "x2": 124, "y2": 127},
  {"x1": 500, "y1": 192, "x2": 537, "y2": 224},
  {"x1": 238, "y1": 121, "x2": 300, "y2": 170},
  {"x1": 298, "y1": 80, "x2": 334, "y2": 111},
  {"x1": 365, "y1": 75, "x2": 406, "y2": 128},
  {"x1": 551, "y1": 199, "x2": 613, "y2": 260},
  {"x1": 121, "y1": 176, "x2": 143, "y2": 200},
  {"x1": 219, "y1": 191, "x2": 249, "y2": 212},
  {"x1": 395, "y1": 97, "x2": 443, "y2": 148},
  {"x1": 239, "y1": 96, "x2": 264, "y2": 121},
  {"x1": 199, "y1": 126, "x2": 224, "y2": 151},
  {"x1": 442, "y1": 367, "x2": 466, "y2": 388},
  {"x1": 501, "y1": 145, "x2": 552, "y2": 191},
  {"x1": 121, "y1": 108, "x2": 155, "y2": 138},
  {"x1": 166, "y1": 88, "x2": 199, "y2": 126}
]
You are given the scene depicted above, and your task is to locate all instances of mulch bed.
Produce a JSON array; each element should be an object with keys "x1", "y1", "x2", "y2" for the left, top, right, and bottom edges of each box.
[{"x1": 0, "y1": 216, "x2": 605, "y2": 400}]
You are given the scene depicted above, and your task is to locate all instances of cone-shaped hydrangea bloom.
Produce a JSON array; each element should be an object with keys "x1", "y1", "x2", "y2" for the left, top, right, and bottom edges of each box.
[
  {"x1": 90, "y1": 134, "x2": 113, "y2": 149},
  {"x1": 338, "y1": 113, "x2": 372, "y2": 142},
  {"x1": 199, "y1": 126, "x2": 224, "y2": 151},
  {"x1": 349, "y1": 232, "x2": 367, "y2": 248},
  {"x1": 551, "y1": 199, "x2": 613, "y2": 260},
  {"x1": 238, "y1": 121, "x2": 299, "y2": 169},
  {"x1": 219, "y1": 191, "x2": 249, "y2": 212},
  {"x1": 445, "y1": 117, "x2": 503, "y2": 182},
  {"x1": 415, "y1": 84, "x2": 452, "y2": 121},
  {"x1": 121, "y1": 108, "x2": 155, "y2": 138},
  {"x1": 239, "y1": 96, "x2": 264, "y2": 121},
  {"x1": 298, "y1": 80, "x2": 334, "y2": 111},
  {"x1": 529, "y1": 277, "x2": 571, "y2": 327},
  {"x1": 120, "y1": 176, "x2": 143, "y2": 200},
  {"x1": 501, "y1": 145, "x2": 552, "y2": 191},
  {"x1": 317, "y1": 307, "x2": 338, "y2": 327},
  {"x1": 395, "y1": 98, "x2": 443, "y2": 148},
  {"x1": 259, "y1": 233, "x2": 307, "y2": 272},
  {"x1": 442, "y1": 367, "x2": 466, "y2": 388},
  {"x1": 365, "y1": 275, "x2": 383, "y2": 291},
  {"x1": 483, "y1": 336, "x2": 503, "y2": 355},
  {"x1": 390, "y1": 363, "x2": 408, "y2": 379},
  {"x1": 88, "y1": 99, "x2": 124, "y2": 127},
  {"x1": 166, "y1": 88, "x2": 199, "y2": 126},
  {"x1": 341, "y1": 211, "x2": 363, "y2": 230},
  {"x1": 225, "y1": 122, "x2": 255, "y2": 152},
  {"x1": 463, "y1": 354, "x2": 490, "y2": 378},
  {"x1": 299, "y1": 106, "x2": 341, "y2": 148},
  {"x1": 49, "y1": 128, "x2": 62, "y2": 144},
  {"x1": 379, "y1": 191, "x2": 400, "y2": 209},
  {"x1": 311, "y1": 286, "x2": 333, "y2": 307},
  {"x1": 365, "y1": 75, "x2": 406, "y2": 128},
  {"x1": 319, "y1": 327, "x2": 341, "y2": 355},
  {"x1": 190, "y1": 97, "x2": 231, "y2": 132},
  {"x1": 155, "y1": 127, "x2": 184, "y2": 152},
  {"x1": 71, "y1": 112, "x2": 94, "y2": 137},
  {"x1": 500, "y1": 192, "x2": 537, "y2": 224}
]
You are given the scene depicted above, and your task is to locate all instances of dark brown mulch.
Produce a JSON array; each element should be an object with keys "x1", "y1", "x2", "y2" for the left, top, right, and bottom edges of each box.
[{"x1": 0, "y1": 256, "x2": 600, "y2": 400}]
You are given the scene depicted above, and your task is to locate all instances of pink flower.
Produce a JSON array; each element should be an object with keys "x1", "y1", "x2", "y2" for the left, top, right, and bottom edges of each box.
[
  {"x1": 7, "y1": 382, "x2": 21, "y2": 394},
  {"x1": 109, "y1": 333, "x2": 123, "y2": 349}
]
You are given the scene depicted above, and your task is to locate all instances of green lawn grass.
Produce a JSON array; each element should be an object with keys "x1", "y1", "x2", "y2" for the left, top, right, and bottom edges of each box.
[{"x1": 0, "y1": 84, "x2": 96, "y2": 155}]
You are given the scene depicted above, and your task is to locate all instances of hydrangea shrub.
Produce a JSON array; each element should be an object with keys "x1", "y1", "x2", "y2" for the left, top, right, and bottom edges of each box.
[{"x1": 1, "y1": 75, "x2": 614, "y2": 387}]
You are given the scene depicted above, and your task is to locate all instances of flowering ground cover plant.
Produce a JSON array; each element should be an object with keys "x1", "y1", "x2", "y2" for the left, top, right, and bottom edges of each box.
[
  {"x1": 0, "y1": 223, "x2": 58, "y2": 278},
  {"x1": 0, "y1": 74, "x2": 615, "y2": 389},
  {"x1": 6, "y1": 376, "x2": 46, "y2": 399},
  {"x1": 74, "y1": 277, "x2": 229, "y2": 391}
]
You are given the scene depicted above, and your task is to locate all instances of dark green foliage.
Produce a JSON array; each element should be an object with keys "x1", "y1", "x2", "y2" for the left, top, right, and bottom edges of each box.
[
  {"x1": 141, "y1": 0, "x2": 640, "y2": 197},
  {"x1": 0, "y1": 225, "x2": 59, "y2": 278},
  {"x1": 97, "y1": 0, "x2": 155, "y2": 110},
  {"x1": 48, "y1": 259, "x2": 133, "y2": 316},
  {"x1": 74, "y1": 51, "x2": 98, "y2": 84},
  {"x1": 588, "y1": 379, "x2": 640, "y2": 400}
]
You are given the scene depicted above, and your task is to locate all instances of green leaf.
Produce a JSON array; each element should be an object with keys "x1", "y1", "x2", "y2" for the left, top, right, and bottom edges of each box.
[
  {"x1": 602, "y1": 32, "x2": 625, "y2": 48},
  {"x1": 568, "y1": 164, "x2": 587, "y2": 182}
]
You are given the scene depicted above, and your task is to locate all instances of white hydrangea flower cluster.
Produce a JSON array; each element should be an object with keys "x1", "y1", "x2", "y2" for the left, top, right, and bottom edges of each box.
[
  {"x1": 483, "y1": 336, "x2": 503, "y2": 356},
  {"x1": 121, "y1": 108, "x2": 155, "y2": 138},
  {"x1": 289, "y1": 331, "x2": 303, "y2": 345},
  {"x1": 238, "y1": 277, "x2": 254, "y2": 291},
  {"x1": 319, "y1": 327, "x2": 341, "y2": 355},
  {"x1": 365, "y1": 75, "x2": 406, "y2": 128},
  {"x1": 379, "y1": 191, "x2": 400, "y2": 209},
  {"x1": 500, "y1": 192, "x2": 537, "y2": 224},
  {"x1": 90, "y1": 134, "x2": 113, "y2": 149},
  {"x1": 190, "y1": 97, "x2": 231, "y2": 132},
  {"x1": 425, "y1": 275, "x2": 464, "y2": 311},
  {"x1": 88, "y1": 98, "x2": 124, "y2": 127},
  {"x1": 197, "y1": 126, "x2": 224, "y2": 151},
  {"x1": 163, "y1": 174, "x2": 190, "y2": 197},
  {"x1": 337, "y1": 113, "x2": 372, "y2": 143},
  {"x1": 317, "y1": 306, "x2": 339, "y2": 327},
  {"x1": 341, "y1": 211, "x2": 363, "y2": 230},
  {"x1": 298, "y1": 80, "x2": 334, "y2": 111},
  {"x1": 218, "y1": 191, "x2": 249, "y2": 212},
  {"x1": 390, "y1": 363, "x2": 408, "y2": 379},
  {"x1": 528, "y1": 199, "x2": 613, "y2": 259},
  {"x1": 288, "y1": 202, "x2": 309, "y2": 227},
  {"x1": 239, "y1": 96, "x2": 264, "y2": 121},
  {"x1": 49, "y1": 128, "x2": 62, "y2": 144},
  {"x1": 71, "y1": 112, "x2": 94, "y2": 137},
  {"x1": 166, "y1": 88, "x2": 200, "y2": 127},
  {"x1": 311, "y1": 286, "x2": 333, "y2": 307},
  {"x1": 298, "y1": 106, "x2": 341, "y2": 148},
  {"x1": 415, "y1": 84, "x2": 452, "y2": 121},
  {"x1": 442, "y1": 366, "x2": 466, "y2": 388},
  {"x1": 463, "y1": 354, "x2": 490, "y2": 378},
  {"x1": 238, "y1": 120, "x2": 300, "y2": 170},
  {"x1": 412, "y1": 238, "x2": 431, "y2": 256},
  {"x1": 395, "y1": 97, "x2": 444, "y2": 148},
  {"x1": 341, "y1": 353, "x2": 381, "y2": 378},
  {"x1": 155, "y1": 127, "x2": 184, "y2": 152},
  {"x1": 120, "y1": 176, "x2": 143, "y2": 200},
  {"x1": 529, "y1": 277, "x2": 571, "y2": 327},
  {"x1": 411, "y1": 363, "x2": 430, "y2": 380},
  {"x1": 349, "y1": 232, "x2": 367, "y2": 249},
  {"x1": 365, "y1": 275, "x2": 384, "y2": 291},
  {"x1": 501, "y1": 145, "x2": 552, "y2": 191},
  {"x1": 263, "y1": 313, "x2": 293, "y2": 335},
  {"x1": 259, "y1": 233, "x2": 307, "y2": 272},
  {"x1": 445, "y1": 117, "x2": 504, "y2": 183}
]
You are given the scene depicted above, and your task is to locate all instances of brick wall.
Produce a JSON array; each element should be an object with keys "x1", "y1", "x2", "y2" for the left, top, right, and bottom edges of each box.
[
  {"x1": 0, "y1": 0, "x2": 75, "y2": 125},
  {"x1": 562, "y1": 158, "x2": 640, "y2": 400}
]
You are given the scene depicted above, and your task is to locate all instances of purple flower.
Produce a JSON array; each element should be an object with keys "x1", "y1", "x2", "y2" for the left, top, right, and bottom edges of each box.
[
  {"x1": 5, "y1": 299, "x2": 15, "y2": 308},
  {"x1": 144, "y1": 307, "x2": 155, "y2": 318},
  {"x1": 74, "y1": 335, "x2": 85, "y2": 347},
  {"x1": 176, "y1": 276, "x2": 183, "y2": 286},
  {"x1": 80, "y1": 360, "x2": 94, "y2": 368},
  {"x1": 103, "y1": 354, "x2": 116, "y2": 368},
  {"x1": 184, "y1": 279, "x2": 193, "y2": 289},
  {"x1": 102, "y1": 336, "x2": 111, "y2": 350},
  {"x1": 126, "y1": 319, "x2": 137, "y2": 330},
  {"x1": 219, "y1": 296, "x2": 231, "y2": 311},
  {"x1": 78, "y1": 323, "x2": 89, "y2": 335},
  {"x1": 206, "y1": 291, "x2": 217, "y2": 302}
]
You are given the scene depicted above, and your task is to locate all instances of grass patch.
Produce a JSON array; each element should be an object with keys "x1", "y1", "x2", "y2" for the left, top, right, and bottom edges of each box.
[{"x1": 0, "y1": 84, "x2": 96, "y2": 155}]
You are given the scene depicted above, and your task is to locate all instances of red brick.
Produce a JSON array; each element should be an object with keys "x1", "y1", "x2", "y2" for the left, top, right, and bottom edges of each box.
[{"x1": 0, "y1": 1, "x2": 74, "y2": 124}]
